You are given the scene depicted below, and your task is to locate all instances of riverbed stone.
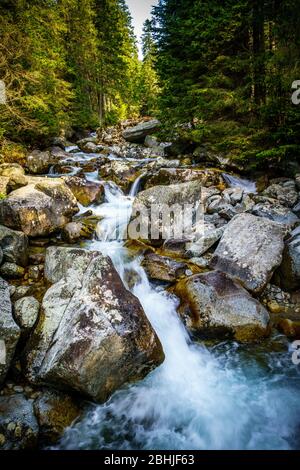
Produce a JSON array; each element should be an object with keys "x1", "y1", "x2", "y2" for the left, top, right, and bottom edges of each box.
[
  {"x1": 0, "y1": 225, "x2": 28, "y2": 267},
  {"x1": 14, "y1": 297, "x2": 40, "y2": 333},
  {"x1": 174, "y1": 271, "x2": 270, "y2": 342},
  {"x1": 262, "y1": 183, "x2": 298, "y2": 208},
  {"x1": 211, "y1": 213, "x2": 286, "y2": 294},
  {"x1": 0, "y1": 394, "x2": 38, "y2": 449},
  {"x1": 252, "y1": 200, "x2": 299, "y2": 227},
  {"x1": 0, "y1": 179, "x2": 79, "y2": 237},
  {"x1": 99, "y1": 160, "x2": 140, "y2": 191},
  {"x1": 0, "y1": 262, "x2": 24, "y2": 279},
  {"x1": 144, "y1": 168, "x2": 223, "y2": 190},
  {"x1": 0, "y1": 278, "x2": 20, "y2": 384},
  {"x1": 26, "y1": 150, "x2": 52, "y2": 175},
  {"x1": 123, "y1": 120, "x2": 161, "y2": 143},
  {"x1": 278, "y1": 226, "x2": 300, "y2": 291},
  {"x1": 129, "y1": 180, "x2": 205, "y2": 246},
  {"x1": 64, "y1": 176, "x2": 104, "y2": 206},
  {"x1": 142, "y1": 252, "x2": 187, "y2": 282},
  {"x1": 33, "y1": 389, "x2": 82, "y2": 444},
  {"x1": 24, "y1": 247, "x2": 164, "y2": 403}
]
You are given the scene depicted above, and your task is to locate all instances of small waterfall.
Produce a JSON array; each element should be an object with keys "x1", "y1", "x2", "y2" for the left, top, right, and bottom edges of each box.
[
  {"x1": 223, "y1": 174, "x2": 257, "y2": 193},
  {"x1": 129, "y1": 172, "x2": 146, "y2": 197}
]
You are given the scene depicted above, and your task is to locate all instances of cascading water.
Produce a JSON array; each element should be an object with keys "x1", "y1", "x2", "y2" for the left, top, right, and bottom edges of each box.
[
  {"x1": 56, "y1": 170, "x2": 300, "y2": 451},
  {"x1": 223, "y1": 174, "x2": 257, "y2": 194}
]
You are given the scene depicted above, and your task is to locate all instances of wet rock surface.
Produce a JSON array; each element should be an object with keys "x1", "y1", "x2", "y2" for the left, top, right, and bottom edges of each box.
[
  {"x1": 175, "y1": 271, "x2": 270, "y2": 342},
  {"x1": 211, "y1": 213, "x2": 286, "y2": 294},
  {"x1": 24, "y1": 247, "x2": 164, "y2": 402}
]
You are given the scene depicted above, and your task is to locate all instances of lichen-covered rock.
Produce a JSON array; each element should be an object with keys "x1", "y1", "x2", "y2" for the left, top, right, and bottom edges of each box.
[
  {"x1": 24, "y1": 247, "x2": 164, "y2": 403},
  {"x1": 278, "y1": 226, "x2": 300, "y2": 291},
  {"x1": 0, "y1": 163, "x2": 25, "y2": 179},
  {"x1": 33, "y1": 390, "x2": 82, "y2": 444},
  {"x1": 0, "y1": 179, "x2": 79, "y2": 237},
  {"x1": 129, "y1": 181, "x2": 204, "y2": 246},
  {"x1": 211, "y1": 213, "x2": 286, "y2": 294},
  {"x1": 14, "y1": 297, "x2": 40, "y2": 333},
  {"x1": 144, "y1": 168, "x2": 223, "y2": 190},
  {"x1": 0, "y1": 176, "x2": 9, "y2": 196},
  {"x1": 123, "y1": 120, "x2": 161, "y2": 143},
  {"x1": 0, "y1": 394, "x2": 38, "y2": 449},
  {"x1": 252, "y1": 200, "x2": 299, "y2": 228},
  {"x1": 26, "y1": 150, "x2": 53, "y2": 175},
  {"x1": 262, "y1": 181, "x2": 298, "y2": 208},
  {"x1": 174, "y1": 271, "x2": 270, "y2": 342},
  {"x1": 0, "y1": 262, "x2": 24, "y2": 279},
  {"x1": 142, "y1": 253, "x2": 187, "y2": 282},
  {"x1": 64, "y1": 176, "x2": 104, "y2": 206},
  {"x1": 61, "y1": 221, "x2": 94, "y2": 243},
  {"x1": 99, "y1": 161, "x2": 140, "y2": 191},
  {"x1": 0, "y1": 278, "x2": 20, "y2": 384},
  {"x1": 0, "y1": 225, "x2": 28, "y2": 267}
]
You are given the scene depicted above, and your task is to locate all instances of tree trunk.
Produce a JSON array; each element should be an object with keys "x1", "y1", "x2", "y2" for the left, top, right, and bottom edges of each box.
[{"x1": 252, "y1": 0, "x2": 266, "y2": 106}]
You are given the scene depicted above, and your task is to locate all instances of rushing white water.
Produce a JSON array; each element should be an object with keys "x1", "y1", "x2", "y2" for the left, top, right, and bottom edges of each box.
[
  {"x1": 57, "y1": 176, "x2": 300, "y2": 451},
  {"x1": 223, "y1": 174, "x2": 257, "y2": 194},
  {"x1": 129, "y1": 172, "x2": 146, "y2": 197}
]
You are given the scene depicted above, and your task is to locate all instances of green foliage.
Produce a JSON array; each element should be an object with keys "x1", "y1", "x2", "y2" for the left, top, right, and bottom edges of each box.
[
  {"x1": 152, "y1": 0, "x2": 300, "y2": 169},
  {"x1": 0, "y1": 0, "x2": 148, "y2": 142}
]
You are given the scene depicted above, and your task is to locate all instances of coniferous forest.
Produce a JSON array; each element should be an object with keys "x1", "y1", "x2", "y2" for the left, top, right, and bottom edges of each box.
[{"x1": 1, "y1": 0, "x2": 300, "y2": 454}]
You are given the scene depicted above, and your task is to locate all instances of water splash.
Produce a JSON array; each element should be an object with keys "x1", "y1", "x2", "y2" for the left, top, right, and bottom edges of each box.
[{"x1": 223, "y1": 174, "x2": 257, "y2": 194}]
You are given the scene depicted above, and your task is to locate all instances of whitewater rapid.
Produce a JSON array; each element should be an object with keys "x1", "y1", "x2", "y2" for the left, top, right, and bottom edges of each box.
[{"x1": 56, "y1": 179, "x2": 300, "y2": 450}]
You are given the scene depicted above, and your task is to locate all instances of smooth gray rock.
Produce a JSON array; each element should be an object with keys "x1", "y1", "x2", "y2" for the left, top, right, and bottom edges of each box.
[
  {"x1": 211, "y1": 213, "x2": 286, "y2": 294},
  {"x1": 0, "y1": 278, "x2": 20, "y2": 384},
  {"x1": 175, "y1": 271, "x2": 270, "y2": 342},
  {"x1": 25, "y1": 247, "x2": 164, "y2": 403},
  {"x1": 123, "y1": 120, "x2": 161, "y2": 143}
]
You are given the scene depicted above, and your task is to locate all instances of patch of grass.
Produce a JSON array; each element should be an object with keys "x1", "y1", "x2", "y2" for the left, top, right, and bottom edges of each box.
[{"x1": 0, "y1": 139, "x2": 27, "y2": 167}]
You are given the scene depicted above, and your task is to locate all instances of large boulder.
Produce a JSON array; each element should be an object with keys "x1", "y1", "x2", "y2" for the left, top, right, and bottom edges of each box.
[
  {"x1": 0, "y1": 163, "x2": 25, "y2": 179},
  {"x1": 142, "y1": 253, "x2": 188, "y2": 282},
  {"x1": 0, "y1": 394, "x2": 39, "y2": 449},
  {"x1": 144, "y1": 168, "x2": 223, "y2": 190},
  {"x1": 277, "y1": 226, "x2": 300, "y2": 291},
  {"x1": 0, "y1": 278, "x2": 20, "y2": 384},
  {"x1": 262, "y1": 181, "x2": 298, "y2": 208},
  {"x1": 252, "y1": 200, "x2": 299, "y2": 228},
  {"x1": 0, "y1": 179, "x2": 79, "y2": 237},
  {"x1": 26, "y1": 150, "x2": 53, "y2": 175},
  {"x1": 24, "y1": 247, "x2": 164, "y2": 402},
  {"x1": 99, "y1": 161, "x2": 140, "y2": 192},
  {"x1": 128, "y1": 180, "x2": 204, "y2": 246},
  {"x1": 0, "y1": 225, "x2": 28, "y2": 267},
  {"x1": 64, "y1": 176, "x2": 104, "y2": 206},
  {"x1": 33, "y1": 389, "x2": 82, "y2": 444},
  {"x1": 175, "y1": 271, "x2": 270, "y2": 342},
  {"x1": 123, "y1": 120, "x2": 161, "y2": 143},
  {"x1": 211, "y1": 213, "x2": 286, "y2": 294}
]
